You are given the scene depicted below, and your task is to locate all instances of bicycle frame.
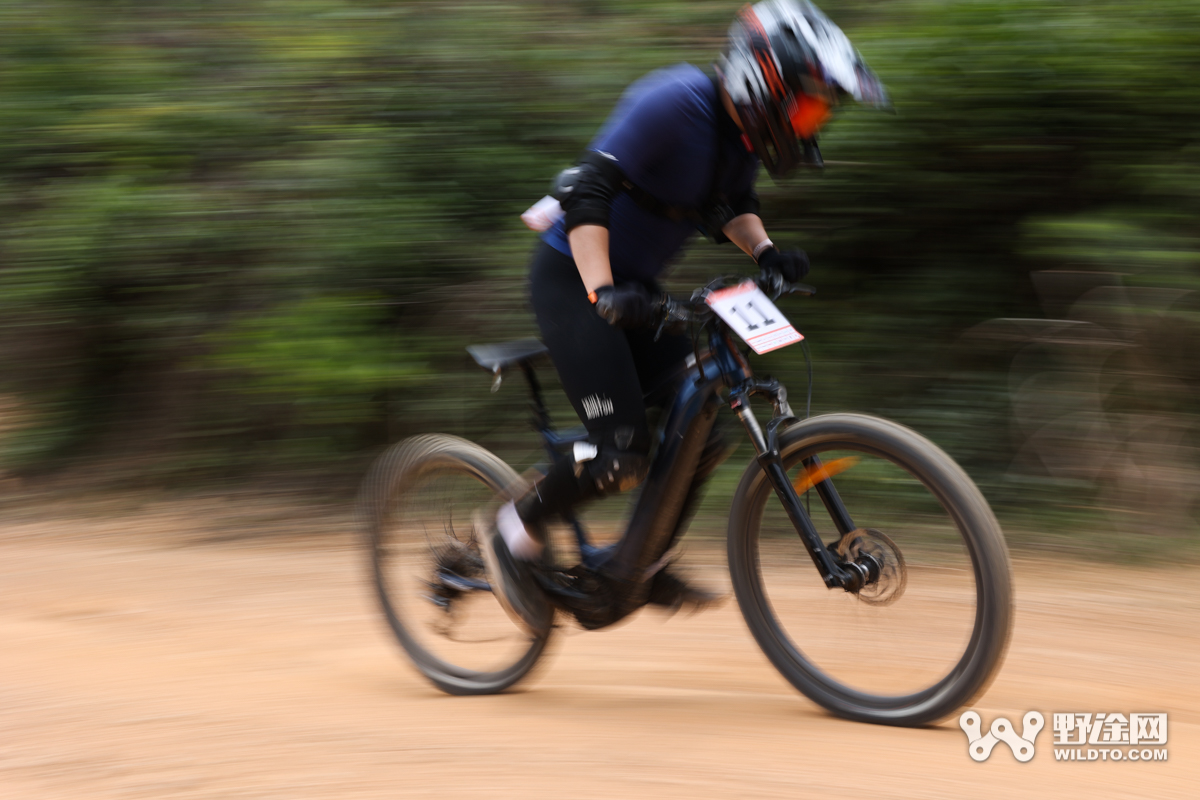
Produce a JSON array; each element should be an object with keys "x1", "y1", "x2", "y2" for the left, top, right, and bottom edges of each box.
[
  {"x1": 382, "y1": 288, "x2": 1010, "y2": 709},
  {"x1": 524, "y1": 316, "x2": 866, "y2": 593}
]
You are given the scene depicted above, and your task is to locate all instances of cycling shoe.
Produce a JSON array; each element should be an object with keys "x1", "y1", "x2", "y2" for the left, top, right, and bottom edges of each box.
[
  {"x1": 477, "y1": 510, "x2": 554, "y2": 635},
  {"x1": 647, "y1": 566, "x2": 723, "y2": 615}
]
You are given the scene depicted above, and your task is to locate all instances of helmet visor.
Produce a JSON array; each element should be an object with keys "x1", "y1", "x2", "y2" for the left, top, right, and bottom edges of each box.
[{"x1": 788, "y1": 92, "x2": 831, "y2": 139}]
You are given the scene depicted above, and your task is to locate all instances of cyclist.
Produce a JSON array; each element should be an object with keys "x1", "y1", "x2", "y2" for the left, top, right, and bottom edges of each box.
[{"x1": 485, "y1": 0, "x2": 888, "y2": 630}]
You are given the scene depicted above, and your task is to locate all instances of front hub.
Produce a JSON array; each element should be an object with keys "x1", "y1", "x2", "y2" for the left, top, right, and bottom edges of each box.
[{"x1": 835, "y1": 527, "x2": 907, "y2": 605}]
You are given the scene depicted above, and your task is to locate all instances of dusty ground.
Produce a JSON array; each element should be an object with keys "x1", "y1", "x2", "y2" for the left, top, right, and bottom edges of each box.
[{"x1": 0, "y1": 494, "x2": 1195, "y2": 799}]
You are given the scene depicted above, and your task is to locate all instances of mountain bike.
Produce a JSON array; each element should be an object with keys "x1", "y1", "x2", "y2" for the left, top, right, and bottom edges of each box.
[{"x1": 358, "y1": 276, "x2": 1013, "y2": 726}]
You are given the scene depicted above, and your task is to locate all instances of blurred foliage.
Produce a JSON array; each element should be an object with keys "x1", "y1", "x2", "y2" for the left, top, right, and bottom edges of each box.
[{"x1": 0, "y1": 0, "x2": 1197, "y2": 546}]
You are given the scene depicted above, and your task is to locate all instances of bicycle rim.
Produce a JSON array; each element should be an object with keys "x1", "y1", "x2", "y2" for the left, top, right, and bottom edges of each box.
[
  {"x1": 364, "y1": 436, "x2": 551, "y2": 694},
  {"x1": 729, "y1": 414, "x2": 1011, "y2": 725}
]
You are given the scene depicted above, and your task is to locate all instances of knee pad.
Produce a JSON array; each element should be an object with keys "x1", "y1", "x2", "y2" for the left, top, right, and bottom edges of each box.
[
  {"x1": 516, "y1": 439, "x2": 649, "y2": 527},
  {"x1": 576, "y1": 444, "x2": 650, "y2": 495}
]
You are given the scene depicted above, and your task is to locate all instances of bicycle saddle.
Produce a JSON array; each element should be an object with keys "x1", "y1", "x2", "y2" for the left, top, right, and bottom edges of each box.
[{"x1": 466, "y1": 338, "x2": 548, "y2": 372}]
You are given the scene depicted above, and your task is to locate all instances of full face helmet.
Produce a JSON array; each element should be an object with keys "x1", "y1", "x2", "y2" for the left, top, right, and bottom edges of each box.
[{"x1": 717, "y1": 0, "x2": 889, "y2": 177}]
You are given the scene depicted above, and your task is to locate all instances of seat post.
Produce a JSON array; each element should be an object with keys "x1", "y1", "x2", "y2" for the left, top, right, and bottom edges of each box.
[{"x1": 520, "y1": 361, "x2": 552, "y2": 433}]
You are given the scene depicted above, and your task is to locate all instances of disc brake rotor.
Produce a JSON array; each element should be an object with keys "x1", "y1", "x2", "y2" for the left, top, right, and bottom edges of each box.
[{"x1": 836, "y1": 527, "x2": 907, "y2": 606}]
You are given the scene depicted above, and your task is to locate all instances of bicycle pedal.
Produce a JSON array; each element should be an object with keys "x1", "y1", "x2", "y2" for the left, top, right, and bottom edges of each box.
[
  {"x1": 533, "y1": 574, "x2": 588, "y2": 602},
  {"x1": 535, "y1": 565, "x2": 630, "y2": 631}
]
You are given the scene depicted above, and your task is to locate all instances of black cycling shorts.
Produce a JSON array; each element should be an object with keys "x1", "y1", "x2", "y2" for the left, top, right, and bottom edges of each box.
[{"x1": 528, "y1": 242, "x2": 692, "y2": 456}]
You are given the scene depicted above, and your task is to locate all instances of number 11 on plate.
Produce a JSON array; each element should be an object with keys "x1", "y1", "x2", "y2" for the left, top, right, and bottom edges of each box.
[{"x1": 705, "y1": 281, "x2": 803, "y2": 354}]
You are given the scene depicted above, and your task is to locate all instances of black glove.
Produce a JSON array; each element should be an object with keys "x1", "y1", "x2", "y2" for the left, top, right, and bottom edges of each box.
[
  {"x1": 656, "y1": 294, "x2": 690, "y2": 338},
  {"x1": 592, "y1": 283, "x2": 661, "y2": 329},
  {"x1": 756, "y1": 246, "x2": 810, "y2": 283}
]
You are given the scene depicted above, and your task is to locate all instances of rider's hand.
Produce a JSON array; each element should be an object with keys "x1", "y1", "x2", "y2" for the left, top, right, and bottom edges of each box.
[
  {"x1": 756, "y1": 246, "x2": 810, "y2": 283},
  {"x1": 591, "y1": 284, "x2": 661, "y2": 329},
  {"x1": 656, "y1": 294, "x2": 689, "y2": 337}
]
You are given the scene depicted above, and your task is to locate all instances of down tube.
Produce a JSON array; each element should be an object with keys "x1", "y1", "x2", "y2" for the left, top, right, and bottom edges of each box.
[{"x1": 607, "y1": 363, "x2": 724, "y2": 584}]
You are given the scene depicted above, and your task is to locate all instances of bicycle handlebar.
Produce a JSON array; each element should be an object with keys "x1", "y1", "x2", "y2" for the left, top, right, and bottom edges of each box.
[
  {"x1": 757, "y1": 271, "x2": 816, "y2": 301},
  {"x1": 658, "y1": 273, "x2": 815, "y2": 330}
]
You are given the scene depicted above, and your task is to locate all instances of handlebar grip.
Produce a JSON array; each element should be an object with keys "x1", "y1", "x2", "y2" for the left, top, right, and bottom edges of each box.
[
  {"x1": 660, "y1": 295, "x2": 690, "y2": 322},
  {"x1": 653, "y1": 295, "x2": 692, "y2": 340},
  {"x1": 757, "y1": 270, "x2": 816, "y2": 299}
]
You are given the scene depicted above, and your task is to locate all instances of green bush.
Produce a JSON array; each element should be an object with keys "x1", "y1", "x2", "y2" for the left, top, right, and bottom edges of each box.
[{"x1": 0, "y1": 0, "x2": 1196, "y2": 545}]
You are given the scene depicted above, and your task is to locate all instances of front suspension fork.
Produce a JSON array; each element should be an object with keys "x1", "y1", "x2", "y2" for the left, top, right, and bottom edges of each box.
[{"x1": 730, "y1": 386, "x2": 864, "y2": 592}]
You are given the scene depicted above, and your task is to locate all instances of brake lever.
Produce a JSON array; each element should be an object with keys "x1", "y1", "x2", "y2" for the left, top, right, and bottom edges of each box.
[
  {"x1": 757, "y1": 270, "x2": 816, "y2": 300},
  {"x1": 757, "y1": 270, "x2": 787, "y2": 301},
  {"x1": 654, "y1": 295, "x2": 691, "y2": 341}
]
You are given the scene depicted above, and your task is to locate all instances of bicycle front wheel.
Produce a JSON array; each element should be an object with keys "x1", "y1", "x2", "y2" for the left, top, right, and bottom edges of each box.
[
  {"x1": 728, "y1": 413, "x2": 1012, "y2": 726},
  {"x1": 359, "y1": 434, "x2": 552, "y2": 695}
]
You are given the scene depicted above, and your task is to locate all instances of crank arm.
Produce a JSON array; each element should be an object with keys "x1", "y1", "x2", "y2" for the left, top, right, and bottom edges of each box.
[{"x1": 436, "y1": 567, "x2": 491, "y2": 593}]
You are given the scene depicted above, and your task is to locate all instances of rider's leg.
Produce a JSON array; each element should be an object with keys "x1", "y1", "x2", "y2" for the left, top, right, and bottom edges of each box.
[
  {"x1": 485, "y1": 243, "x2": 656, "y2": 629},
  {"x1": 490, "y1": 242, "x2": 713, "y2": 622},
  {"x1": 499, "y1": 243, "x2": 658, "y2": 555},
  {"x1": 508, "y1": 244, "x2": 702, "y2": 543}
]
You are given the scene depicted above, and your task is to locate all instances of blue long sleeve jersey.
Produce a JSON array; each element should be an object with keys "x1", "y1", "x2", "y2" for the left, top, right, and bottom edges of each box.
[{"x1": 541, "y1": 64, "x2": 760, "y2": 283}]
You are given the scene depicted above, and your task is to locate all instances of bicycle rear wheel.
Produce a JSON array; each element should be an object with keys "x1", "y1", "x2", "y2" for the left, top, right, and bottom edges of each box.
[
  {"x1": 728, "y1": 413, "x2": 1012, "y2": 726},
  {"x1": 359, "y1": 434, "x2": 552, "y2": 695}
]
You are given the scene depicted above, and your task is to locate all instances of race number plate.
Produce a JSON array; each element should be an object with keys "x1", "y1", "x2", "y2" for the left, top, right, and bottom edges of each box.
[{"x1": 705, "y1": 281, "x2": 803, "y2": 354}]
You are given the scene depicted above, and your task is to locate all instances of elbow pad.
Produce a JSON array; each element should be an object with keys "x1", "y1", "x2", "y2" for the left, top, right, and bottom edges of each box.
[
  {"x1": 705, "y1": 189, "x2": 760, "y2": 245},
  {"x1": 553, "y1": 150, "x2": 627, "y2": 233},
  {"x1": 730, "y1": 188, "x2": 760, "y2": 218}
]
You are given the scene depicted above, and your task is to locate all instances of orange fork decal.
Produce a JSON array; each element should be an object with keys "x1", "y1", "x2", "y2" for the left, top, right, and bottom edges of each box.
[{"x1": 792, "y1": 456, "x2": 860, "y2": 494}]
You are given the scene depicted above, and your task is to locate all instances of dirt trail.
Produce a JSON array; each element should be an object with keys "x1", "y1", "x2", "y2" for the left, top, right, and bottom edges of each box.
[{"x1": 0, "y1": 498, "x2": 1195, "y2": 799}]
